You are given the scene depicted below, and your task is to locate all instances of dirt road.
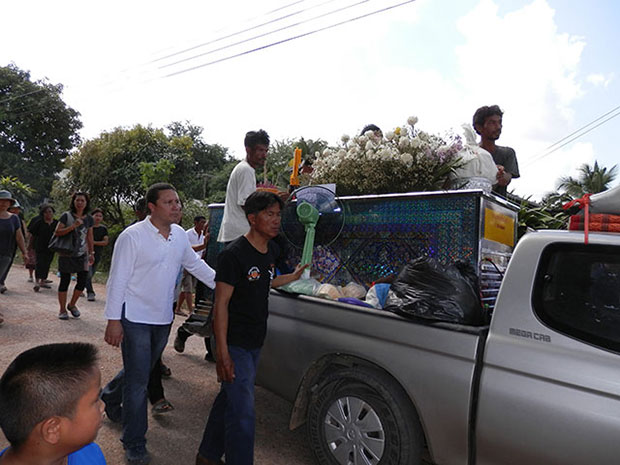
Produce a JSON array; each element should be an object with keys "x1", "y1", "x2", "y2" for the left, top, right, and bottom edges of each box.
[{"x1": 0, "y1": 265, "x2": 315, "y2": 465}]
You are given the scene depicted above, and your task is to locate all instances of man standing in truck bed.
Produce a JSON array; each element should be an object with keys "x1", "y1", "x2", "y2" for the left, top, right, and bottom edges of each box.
[
  {"x1": 217, "y1": 130, "x2": 269, "y2": 243},
  {"x1": 473, "y1": 105, "x2": 520, "y2": 197},
  {"x1": 196, "y1": 191, "x2": 306, "y2": 465}
]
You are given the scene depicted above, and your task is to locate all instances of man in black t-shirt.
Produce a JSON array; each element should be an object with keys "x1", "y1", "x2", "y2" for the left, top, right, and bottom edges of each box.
[
  {"x1": 473, "y1": 105, "x2": 520, "y2": 197},
  {"x1": 196, "y1": 191, "x2": 306, "y2": 465}
]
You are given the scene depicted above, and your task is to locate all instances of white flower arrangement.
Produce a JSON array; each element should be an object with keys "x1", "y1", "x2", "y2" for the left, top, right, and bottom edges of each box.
[{"x1": 311, "y1": 116, "x2": 463, "y2": 196}]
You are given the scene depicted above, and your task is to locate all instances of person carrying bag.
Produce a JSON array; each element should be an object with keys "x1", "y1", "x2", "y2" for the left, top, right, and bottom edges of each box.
[{"x1": 54, "y1": 192, "x2": 94, "y2": 320}]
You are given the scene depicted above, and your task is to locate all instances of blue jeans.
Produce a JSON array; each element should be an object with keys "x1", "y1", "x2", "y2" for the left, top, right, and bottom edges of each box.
[
  {"x1": 198, "y1": 345, "x2": 261, "y2": 465},
  {"x1": 101, "y1": 312, "x2": 171, "y2": 452}
]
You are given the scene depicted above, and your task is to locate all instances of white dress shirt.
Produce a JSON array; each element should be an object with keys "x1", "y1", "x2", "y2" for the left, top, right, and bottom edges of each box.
[
  {"x1": 217, "y1": 160, "x2": 256, "y2": 242},
  {"x1": 186, "y1": 227, "x2": 204, "y2": 259},
  {"x1": 104, "y1": 218, "x2": 216, "y2": 324}
]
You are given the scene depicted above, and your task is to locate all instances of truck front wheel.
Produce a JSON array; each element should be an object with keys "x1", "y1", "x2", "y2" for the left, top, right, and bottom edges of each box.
[{"x1": 307, "y1": 367, "x2": 423, "y2": 465}]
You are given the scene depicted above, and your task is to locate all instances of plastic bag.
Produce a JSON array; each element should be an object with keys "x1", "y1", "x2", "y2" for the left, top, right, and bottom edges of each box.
[
  {"x1": 384, "y1": 257, "x2": 483, "y2": 325},
  {"x1": 365, "y1": 283, "x2": 391, "y2": 309},
  {"x1": 453, "y1": 124, "x2": 498, "y2": 189},
  {"x1": 278, "y1": 278, "x2": 321, "y2": 296},
  {"x1": 338, "y1": 297, "x2": 374, "y2": 308},
  {"x1": 316, "y1": 283, "x2": 344, "y2": 300},
  {"x1": 342, "y1": 282, "x2": 367, "y2": 299},
  {"x1": 588, "y1": 184, "x2": 620, "y2": 215}
]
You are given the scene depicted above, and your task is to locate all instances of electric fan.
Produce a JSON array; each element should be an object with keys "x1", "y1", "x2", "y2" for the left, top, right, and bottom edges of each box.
[{"x1": 281, "y1": 185, "x2": 345, "y2": 279}]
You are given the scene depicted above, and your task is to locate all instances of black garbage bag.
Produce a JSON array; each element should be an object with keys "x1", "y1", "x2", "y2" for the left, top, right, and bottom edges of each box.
[{"x1": 384, "y1": 257, "x2": 484, "y2": 325}]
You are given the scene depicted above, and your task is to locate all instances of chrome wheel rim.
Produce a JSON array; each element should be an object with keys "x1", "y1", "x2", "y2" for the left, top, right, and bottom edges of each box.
[{"x1": 323, "y1": 396, "x2": 385, "y2": 465}]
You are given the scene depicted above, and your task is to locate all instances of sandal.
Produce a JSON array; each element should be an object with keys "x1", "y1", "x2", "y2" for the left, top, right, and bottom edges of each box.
[
  {"x1": 58, "y1": 312, "x2": 69, "y2": 320},
  {"x1": 67, "y1": 305, "x2": 81, "y2": 318},
  {"x1": 152, "y1": 399, "x2": 174, "y2": 414}
]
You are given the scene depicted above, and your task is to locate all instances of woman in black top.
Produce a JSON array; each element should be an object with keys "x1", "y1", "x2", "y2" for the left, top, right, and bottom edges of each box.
[
  {"x1": 85, "y1": 208, "x2": 108, "y2": 301},
  {"x1": 28, "y1": 204, "x2": 58, "y2": 292},
  {"x1": 0, "y1": 190, "x2": 26, "y2": 295},
  {"x1": 54, "y1": 192, "x2": 94, "y2": 320}
]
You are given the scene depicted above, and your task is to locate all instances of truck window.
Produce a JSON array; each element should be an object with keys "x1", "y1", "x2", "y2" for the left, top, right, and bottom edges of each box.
[{"x1": 533, "y1": 243, "x2": 620, "y2": 352}]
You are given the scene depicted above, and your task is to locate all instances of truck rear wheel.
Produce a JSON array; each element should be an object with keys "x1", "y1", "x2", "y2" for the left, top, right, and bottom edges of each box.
[{"x1": 307, "y1": 367, "x2": 422, "y2": 465}]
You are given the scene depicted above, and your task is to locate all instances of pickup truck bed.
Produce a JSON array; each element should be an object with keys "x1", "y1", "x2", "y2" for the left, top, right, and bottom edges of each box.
[
  {"x1": 255, "y1": 231, "x2": 620, "y2": 465},
  {"x1": 258, "y1": 291, "x2": 487, "y2": 465}
]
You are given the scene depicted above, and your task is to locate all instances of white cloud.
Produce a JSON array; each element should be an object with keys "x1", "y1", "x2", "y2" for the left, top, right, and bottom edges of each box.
[
  {"x1": 452, "y1": 0, "x2": 591, "y2": 198},
  {"x1": 586, "y1": 73, "x2": 614, "y2": 88},
  {"x1": 2, "y1": 0, "x2": 606, "y2": 200}
]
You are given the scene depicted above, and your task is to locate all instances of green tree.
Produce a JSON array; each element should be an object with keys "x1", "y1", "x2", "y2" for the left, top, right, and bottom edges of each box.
[
  {"x1": 515, "y1": 194, "x2": 569, "y2": 237},
  {"x1": 205, "y1": 161, "x2": 238, "y2": 204},
  {"x1": 140, "y1": 158, "x2": 175, "y2": 190},
  {"x1": 61, "y1": 123, "x2": 232, "y2": 226},
  {"x1": 0, "y1": 63, "x2": 82, "y2": 201},
  {"x1": 557, "y1": 161, "x2": 618, "y2": 198},
  {"x1": 165, "y1": 121, "x2": 231, "y2": 198},
  {"x1": 62, "y1": 125, "x2": 174, "y2": 226},
  {"x1": 0, "y1": 176, "x2": 35, "y2": 202},
  {"x1": 265, "y1": 137, "x2": 329, "y2": 188}
]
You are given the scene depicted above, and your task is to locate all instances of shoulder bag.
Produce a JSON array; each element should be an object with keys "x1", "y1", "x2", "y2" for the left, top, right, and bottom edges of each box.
[{"x1": 48, "y1": 212, "x2": 78, "y2": 256}]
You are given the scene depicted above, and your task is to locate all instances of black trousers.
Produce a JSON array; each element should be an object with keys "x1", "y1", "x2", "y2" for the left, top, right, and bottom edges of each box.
[{"x1": 35, "y1": 250, "x2": 55, "y2": 281}]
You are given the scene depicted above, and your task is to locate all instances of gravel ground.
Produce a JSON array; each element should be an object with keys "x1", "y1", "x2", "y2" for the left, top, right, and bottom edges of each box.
[{"x1": 0, "y1": 265, "x2": 316, "y2": 465}]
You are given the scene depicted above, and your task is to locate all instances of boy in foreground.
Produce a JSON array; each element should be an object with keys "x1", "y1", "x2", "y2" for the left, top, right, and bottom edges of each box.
[
  {"x1": 197, "y1": 191, "x2": 307, "y2": 465},
  {"x1": 0, "y1": 343, "x2": 106, "y2": 464}
]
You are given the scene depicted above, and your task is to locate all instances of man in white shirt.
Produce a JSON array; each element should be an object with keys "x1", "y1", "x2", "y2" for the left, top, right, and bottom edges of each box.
[
  {"x1": 217, "y1": 130, "x2": 270, "y2": 243},
  {"x1": 101, "y1": 183, "x2": 216, "y2": 465},
  {"x1": 175, "y1": 215, "x2": 208, "y2": 316}
]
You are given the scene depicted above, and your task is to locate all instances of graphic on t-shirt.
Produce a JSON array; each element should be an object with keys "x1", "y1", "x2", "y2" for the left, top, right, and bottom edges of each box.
[
  {"x1": 268, "y1": 265, "x2": 275, "y2": 281},
  {"x1": 247, "y1": 266, "x2": 261, "y2": 281}
]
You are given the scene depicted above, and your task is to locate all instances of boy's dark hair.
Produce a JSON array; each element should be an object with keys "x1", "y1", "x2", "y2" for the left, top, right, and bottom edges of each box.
[
  {"x1": 194, "y1": 215, "x2": 206, "y2": 223},
  {"x1": 69, "y1": 192, "x2": 90, "y2": 214},
  {"x1": 145, "y1": 183, "x2": 176, "y2": 206},
  {"x1": 91, "y1": 208, "x2": 103, "y2": 215},
  {"x1": 0, "y1": 343, "x2": 99, "y2": 449},
  {"x1": 244, "y1": 130, "x2": 270, "y2": 149},
  {"x1": 243, "y1": 191, "x2": 283, "y2": 219},
  {"x1": 472, "y1": 105, "x2": 504, "y2": 134}
]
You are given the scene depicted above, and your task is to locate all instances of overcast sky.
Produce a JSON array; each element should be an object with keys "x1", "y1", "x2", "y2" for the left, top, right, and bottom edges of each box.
[{"x1": 2, "y1": 0, "x2": 619, "y2": 199}]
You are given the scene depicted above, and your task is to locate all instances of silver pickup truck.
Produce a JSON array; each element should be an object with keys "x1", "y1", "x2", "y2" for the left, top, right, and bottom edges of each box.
[{"x1": 255, "y1": 229, "x2": 620, "y2": 465}]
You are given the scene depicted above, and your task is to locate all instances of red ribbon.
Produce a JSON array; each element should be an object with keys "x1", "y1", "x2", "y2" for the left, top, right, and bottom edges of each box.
[{"x1": 563, "y1": 194, "x2": 591, "y2": 244}]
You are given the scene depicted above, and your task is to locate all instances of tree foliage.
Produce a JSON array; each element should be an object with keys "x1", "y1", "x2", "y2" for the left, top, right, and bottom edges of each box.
[
  {"x1": 165, "y1": 121, "x2": 231, "y2": 199},
  {"x1": 264, "y1": 137, "x2": 329, "y2": 188},
  {"x1": 516, "y1": 161, "x2": 618, "y2": 237},
  {"x1": 557, "y1": 161, "x2": 618, "y2": 198},
  {"x1": 59, "y1": 122, "x2": 230, "y2": 226},
  {"x1": 0, "y1": 176, "x2": 35, "y2": 201},
  {"x1": 0, "y1": 63, "x2": 82, "y2": 202},
  {"x1": 516, "y1": 194, "x2": 569, "y2": 238}
]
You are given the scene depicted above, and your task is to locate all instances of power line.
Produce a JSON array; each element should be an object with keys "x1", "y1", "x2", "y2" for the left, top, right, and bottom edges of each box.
[
  {"x1": 0, "y1": 88, "x2": 46, "y2": 105},
  {"x1": 0, "y1": 1, "x2": 314, "y2": 107},
  {"x1": 3, "y1": 0, "x2": 415, "y2": 118},
  {"x1": 165, "y1": 0, "x2": 417, "y2": 78},
  {"x1": 525, "y1": 105, "x2": 620, "y2": 167},
  {"x1": 160, "y1": 0, "x2": 369, "y2": 70},
  {"x1": 542, "y1": 103, "x2": 620, "y2": 152},
  {"x1": 150, "y1": 0, "x2": 332, "y2": 65}
]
